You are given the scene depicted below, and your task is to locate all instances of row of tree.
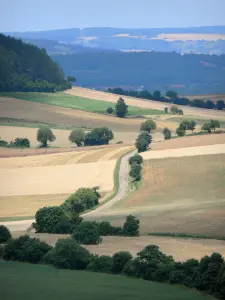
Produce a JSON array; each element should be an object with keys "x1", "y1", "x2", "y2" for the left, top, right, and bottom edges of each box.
[
  {"x1": 108, "y1": 88, "x2": 225, "y2": 111},
  {"x1": 175, "y1": 119, "x2": 221, "y2": 137},
  {"x1": 1, "y1": 224, "x2": 225, "y2": 299},
  {"x1": 0, "y1": 137, "x2": 30, "y2": 148}
]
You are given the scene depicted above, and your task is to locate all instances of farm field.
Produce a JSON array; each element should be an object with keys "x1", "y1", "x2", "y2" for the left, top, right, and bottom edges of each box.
[
  {"x1": 0, "y1": 261, "x2": 209, "y2": 300},
  {"x1": 66, "y1": 87, "x2": 225, "y2": 119},
  {"x1": 88, "y1": 154, "x2": 225, "y2": 237},
  {"x1": 0, "y1": 92, "x2": 164, "y2": 116},
  {"x1": 186, "y1": 94, "x2": 225, "y2": 102},
  {"x1": 0, "y1": 145, "x2": 133, "y2": 218}
]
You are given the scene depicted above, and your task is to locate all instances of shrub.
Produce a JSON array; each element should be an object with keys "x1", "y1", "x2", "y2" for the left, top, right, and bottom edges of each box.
[
  {"x1": 98, "y1": 221, "x2": 113, "y2": 236},
  {"x1": 61, "y1": 195, "x2": 86, "y2": 215},
  {"x1": 68, "y1": 129, "x2": 85, "y2": 147},
  {"x1": 162, "y1": 128, "x2": 171, "y2": 140},
  {"x1": 176, "y1": 127, "x2": 185, "y2": 137},
  {"x1": 0, "y1": 225, "x2": 11, "y2": 244},
  {"x1": 0, "y1": 137, "x2": 8, "y2": 147},
  {"x1": 52, "y1": 238, "x2": 91, "y2": 270},
  {"x1": 33, "y1": 206, "x2": 81, "y2": 234},
  {"x1": 71, "y1": 187, "x2": 100, "y2": 209},
  {"x1": 122, "y1": 215, "x2": 140, "y2": 236},
  {"x1": 37, "y1": 126, "x2": 56, "y2": 147},
  {"x1": 115, "y1": 97, "x2": 128, "y2": 118},
  {"x1": 3, "y1": 235, "x2": 52, "y2": 264},
  {"x1": 116, "y1": 140, "x2": 123, "y2": 144},
  {"x1": 84, "y1": 127, "x2": 114, "y2": 146},
  {"x1": 140, "y1": 120, "x2": 156, "y2": 133},
  {"x1": 111, "y1": 251, "x2": 133, "y2": 274},
  {"x1": 129, "y1": 163, "x2": 142, "y2": 181},
  {"x1": 106, "y1": 107, "x2": 114, "y2": 114},
  {"x1": 129, "y1": 154, "x2": 143, "y2": 165},
  {"x1": 72, "y1": 221, "x2": 102, "y2": 245},
  {"x1": 13, "y1": 137, "x2": 30, "y2": 148},
  {"x1": 87, "y1": 255, "x2": 113, "y2": 273}
]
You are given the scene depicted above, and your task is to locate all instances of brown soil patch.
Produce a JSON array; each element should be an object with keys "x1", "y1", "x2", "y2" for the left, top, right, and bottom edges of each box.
[
  {"x1": 66, "y1": 87, "x2": 225, "y2": 119},
  {"x1": 11, "y1": 232, "x2": 225, "y2": 262},
  {"x1": 0, "y1": 96, "x2": 141, "y2": 132}
]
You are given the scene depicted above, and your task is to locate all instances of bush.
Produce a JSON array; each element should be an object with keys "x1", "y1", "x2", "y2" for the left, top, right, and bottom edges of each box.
[
  {"x1": 176, "y1": 127, "x2": 186, "y2": 137},
  {"x1": 106, "y1": 107, "x2": 114, "y2": 114},
  {"x1": 13, "y1": 137, "x2": 30, "y2": 148},
  {"x1": 129, "y1": 163, "x2": 142, "y2": 181},
  {"x1": 72, "y1": 221, "x2": 102, "y2": 245},
  {"x1": 0, "y1": 137, "x2": 8, "y2": 147},
  {"x1": 162, "y1": 128, "x2": 171, "y2": 140},
  {"x1": 61, "y1": 195, "x2": 86, "y2": 215},
  {"x1": 84, "y1": 127, "x2": 114, "y2": 146},
  {"x1": 52, "y1": 238, "x2": 91, "y2": 270},
  {"x1": 68, "y1": 129, "x2": 85, "y2": 147},
  {"x1": 37, "y1": 126, "x2": 56, "y2": 147},
  {"x1": 0, "y1": 225, "x2": 11, "y2": 244},
  {"x1": 98, "y1": 221, "x2": 113, "y2": 236},
  {"x1": 140, "y1": 120, "x2": 156, "y2": 133},
  {"x1": 87, "y1": 255, "x2": 113, "y2": 273},
  {"x1": 3, "y1": 235, "x2": 52, "y2": 264},
  {"x1": 129, "y1": 154, "x2": 143, "y2": 165},
  {"x1": 111, "y1": 251, "x2": 133, "y2": 274},
  {"x1": 70, "y1": 187, "x2": 100, "y2": 210},
  {"x1": 115, "y1": 97, "x2": 128, "y2": 118},
  {"x1": 122, "y1": 215, "x2": 140, "y2": 236},
  {"x1": 33, "y1": 206, "x2": 81, "y2": 234}
]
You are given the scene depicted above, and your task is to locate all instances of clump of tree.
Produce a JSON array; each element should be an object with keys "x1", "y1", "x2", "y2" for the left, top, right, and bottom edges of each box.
[
  {"x1": 163, "y1": 128, "x2": 171, "y2": 140},
  {"x1": 69, "y1": 129, "x2": 85, "y2": 147},
  {"x1": 72, "y1": 221, "x2": 102, "y2": 245},
  {"x1": 33, "y1": 206, "x2": 82, "y2": 234},
  {"x1": 176, "y1": 120, "x2": 196, "y2": 137},
  {"x1": 170, "y1": 105, "x2": 183, "y2": 115},
  {"x1": 135, "y1": 132, "x2": 152, "y2": 152},
  {"x1": 37, "y1": 126, "x2": 56, "y2": 147},
  {"x1": 0, "y1": 225, "x2": 11, "y2": 244},
  {"x1": 140, "y1": 119, "x2": 156, "y2": 133},
  {"x1": 0, "y1": 137, "x2": 8, "y2": 147},
  {"x1": 0, "y1": 137, "x2": 30, "y2": 148},
  {"x1": 84, "y1": 127, "x2": 114, "y2": 146},
  {"x1": 115, "y1": 98, "x2": 128, "y2": 118},
  {"x1": 201, "y1": 119, "x2": 220, "y2": 133}
]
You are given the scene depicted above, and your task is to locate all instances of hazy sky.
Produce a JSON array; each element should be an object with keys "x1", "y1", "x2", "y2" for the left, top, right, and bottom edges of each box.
[{"x1": 1, "y1": 0, "x2": 225, "y2": 32}]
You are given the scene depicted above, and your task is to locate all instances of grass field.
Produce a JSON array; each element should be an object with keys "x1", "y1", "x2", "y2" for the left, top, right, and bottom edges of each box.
[
  {"x1": 0, "y1": 261, "x2": 212, "y2": 300},
  {"x1": 0, "y1": 92, "x2": 164, "y2": 116},
  {"x1": 89, "y1": 154, "x2": 225, "y2": 237}
]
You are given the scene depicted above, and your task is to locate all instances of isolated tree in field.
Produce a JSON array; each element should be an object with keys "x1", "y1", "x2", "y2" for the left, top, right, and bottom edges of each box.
[
  {"x1": 37, "y1": 127, "x2": 56, "y2": 147},
  {"x1": 106, "y1": 107, "x2": 114, "y2": 114},
  {"x1": 69, "y1": 129, "x2": 85, "y2": 147},
  {"x1": 176, "y1": 127, "x2": 185, "y2": 137},
  {"x1": 210, "y1": 119, "x2": 220, "y2": 132},
  {"x1": 84, "y1": 127, "x2": 114, "y2": 146},
  {"x1": 115, "y1": 97, "x2": 128, "y2": 118},
  {"x1": 163, "y1": 128, "x2": 171, "y2": 140},
  {"x1": 166, "y1": 90, "x2": 178, "y2": 100},
  {"x1": 140, "y1": 119, "x2": 156, "y2": 133}
]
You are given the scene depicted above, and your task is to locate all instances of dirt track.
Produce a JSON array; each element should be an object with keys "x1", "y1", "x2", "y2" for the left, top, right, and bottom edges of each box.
[{"x1": 66, "y1": 87, "x2": 225, "y2": 119}]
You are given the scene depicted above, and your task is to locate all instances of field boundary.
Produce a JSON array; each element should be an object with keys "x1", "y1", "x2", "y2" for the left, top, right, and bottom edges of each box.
[{"x1": 148, "y1": 232, "x2": 225, "y2": 241}]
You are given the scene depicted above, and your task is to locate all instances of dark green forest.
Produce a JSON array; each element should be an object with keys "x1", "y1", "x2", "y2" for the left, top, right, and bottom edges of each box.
[
  {"x1": 0, "y1": 34, "x2": 71, "y2": 92},
  {"x1": 54, "y1": 51, "x2": 225, "y2": 95}
]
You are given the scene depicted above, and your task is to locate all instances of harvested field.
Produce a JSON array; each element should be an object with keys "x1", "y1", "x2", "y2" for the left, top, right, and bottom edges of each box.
[
  {"x1": 0, "y1": 145, "x2": 133, "y2": 168},
  {"x1": 151, "y1": 133, "x2": 225, "y2": 151},
  {"x1": 0, "y1": 160, "x2": 116, "y2": 197},
  {"x1": 0, "y1": 96, "x2": 142, "y2": 132},
  {"x1": 66, "y1": 87, "x2": 225, "y2": 119},
  {"x1": 88, "y1": 154, "x2": 225, "y2": 237},
  {"x1": 153, "y1": 33, "x2": 225, "y2": 41},
  {"x1": 11, "y1": 232, "x2": 225, "y2": 262}
]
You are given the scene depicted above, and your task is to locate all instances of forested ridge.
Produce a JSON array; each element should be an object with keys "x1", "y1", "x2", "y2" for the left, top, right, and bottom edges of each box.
[
  {"x1": 0, "y1": 34, "x2": 71, "y2": 92},
  {"x1": 54, "y1": 51, "x2": 225, "y2": 95}
]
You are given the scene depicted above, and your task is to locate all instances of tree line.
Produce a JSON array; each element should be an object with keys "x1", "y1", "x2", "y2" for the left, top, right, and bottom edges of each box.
[
  {"x1": 108, "y1": 88, "x2": 225, "y2": 111},
  {"x1": 1, "y1": 221, "x2": 225, "y2": 299},
  {"x1": 0, "y1": 34, "x2": 74, "y2": 92}
]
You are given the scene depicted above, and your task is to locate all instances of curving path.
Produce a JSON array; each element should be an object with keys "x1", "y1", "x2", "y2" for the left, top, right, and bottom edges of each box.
[{"x1": 1, "y1": 143, "x2": 225, "y2": 231}]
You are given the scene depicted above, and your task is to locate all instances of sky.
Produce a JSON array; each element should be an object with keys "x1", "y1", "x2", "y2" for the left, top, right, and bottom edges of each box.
[{"x1": 1, "y1": 0, "x2": 225, "y2": 32}]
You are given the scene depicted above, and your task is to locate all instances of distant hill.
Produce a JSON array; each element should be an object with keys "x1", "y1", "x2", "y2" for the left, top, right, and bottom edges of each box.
[
  {"x1": 0, "y1": 34, "x2": 71, "y2": 92},
  {"x1": 5, "y1": 26, "x2": 225, "y2": 54},
  {"x1": 53, "y1": 51, "x2": 225, "y2": 95}
]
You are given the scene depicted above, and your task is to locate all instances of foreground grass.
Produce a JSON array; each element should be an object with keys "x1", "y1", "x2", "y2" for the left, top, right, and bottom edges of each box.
[
  {"x1": 0, "y1": 92, "x2": 164, "y2": 116},
  {"x1": 0, "y1": 261, "x2": 211, "y2": 300}
]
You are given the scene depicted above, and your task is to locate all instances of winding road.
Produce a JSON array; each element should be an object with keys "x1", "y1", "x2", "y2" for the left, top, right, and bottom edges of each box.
[{"x1": 1, "y1": 143, "x2": 225, "y2": 231}]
